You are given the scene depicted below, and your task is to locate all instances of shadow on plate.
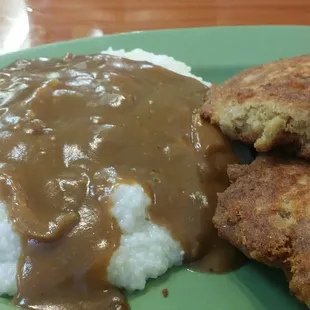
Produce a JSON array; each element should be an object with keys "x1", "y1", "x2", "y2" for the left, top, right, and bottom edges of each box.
[
  {"x1": 127, "y1": 262, "x2": 308, "y2": 310},
  {"x1": 234, "y1": 261, "x2": 307, "y2": 310}
]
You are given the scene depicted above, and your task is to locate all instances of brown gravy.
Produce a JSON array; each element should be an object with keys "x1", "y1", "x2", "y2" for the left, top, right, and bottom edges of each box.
[
  {"x1": 0, "y1": 54, "x2": 243, "y2": 309},
  {"x1": 188, "y1": 238, "x2": 247, "y2": 273}
]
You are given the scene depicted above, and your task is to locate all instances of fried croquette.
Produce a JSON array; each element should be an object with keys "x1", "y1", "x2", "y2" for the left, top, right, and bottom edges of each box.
[
  {"x1": 213, "y1": 155, "x2": 310, "y2": 308},
  {"x1": 201, "y1": 54, "x2": 310, "y2": 159}
]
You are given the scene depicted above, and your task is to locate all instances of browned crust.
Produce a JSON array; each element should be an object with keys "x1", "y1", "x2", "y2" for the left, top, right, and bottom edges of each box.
[
  {"x1": 201, "y1": 54, "x2": 310, "y2": 159},
  {"x1": 213, "y1": 155, "x2": 310, "y2": 307}
]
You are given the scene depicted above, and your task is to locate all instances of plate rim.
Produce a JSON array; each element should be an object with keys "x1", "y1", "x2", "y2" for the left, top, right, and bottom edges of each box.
[{"x1": 1, "y1": 25, "x2": 310, "y2": 67}]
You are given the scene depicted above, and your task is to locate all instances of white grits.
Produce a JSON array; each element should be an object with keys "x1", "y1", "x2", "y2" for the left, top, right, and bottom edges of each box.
[
  {"x1": 0, "y1": 49, "x2": 210, "y2": 295},
  {"x1": 108, "y1": 184, "x2": 183, "y2": 290},
  {"x1": 0, "y1": 203, "x2": 21, "y2": 296}
]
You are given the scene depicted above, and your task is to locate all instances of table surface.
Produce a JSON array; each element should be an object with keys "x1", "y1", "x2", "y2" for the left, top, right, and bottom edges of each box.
[{"x1": 0, "y1": 0, "x2": 310, "y2": 54}]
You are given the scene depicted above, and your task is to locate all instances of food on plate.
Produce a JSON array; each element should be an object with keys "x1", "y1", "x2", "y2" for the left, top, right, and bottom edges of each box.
[
  {"x1": 213, "y1": 155, "x2": 310, "y2": 308},
  {"x1": 162, "y1": 288, "x2": 169, "y2": 298},
  {"x1": 200, "y1": 53, "x2": 310, "y2": 309},
  {"x1": 0, "y1": 49, "x2": 241, "y2": 309},
  {"x1": 201, "y1": 54, "x2": 310, "y2": 159}
]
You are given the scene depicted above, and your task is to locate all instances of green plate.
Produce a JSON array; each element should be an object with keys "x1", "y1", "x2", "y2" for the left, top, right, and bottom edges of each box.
[{"x1": 0, "y1": 26, "x2": 310, "y2": 310}]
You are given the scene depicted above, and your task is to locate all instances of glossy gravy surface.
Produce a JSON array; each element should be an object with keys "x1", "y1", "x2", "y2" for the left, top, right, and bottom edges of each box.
[{"x1": 0, "y1": 54, "x2": 241, "y2": 309}]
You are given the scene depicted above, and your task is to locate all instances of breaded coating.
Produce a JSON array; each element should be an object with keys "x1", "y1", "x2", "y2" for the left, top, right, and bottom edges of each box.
[
  {"x1": 213, "y1": 156, "x2": 310, "y2": 308},
  {"x1": 201, "y1": 54, "x2": 310, "y2": 159}
]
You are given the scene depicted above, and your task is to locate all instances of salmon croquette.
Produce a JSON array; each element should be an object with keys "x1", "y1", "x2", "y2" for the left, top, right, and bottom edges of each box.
[
  {"x1": 201, "y1": 54, "x2": 310, "y2": 159},
  {"x1": 213, "y1": 155, "x2": 310, "y2": 308}
]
